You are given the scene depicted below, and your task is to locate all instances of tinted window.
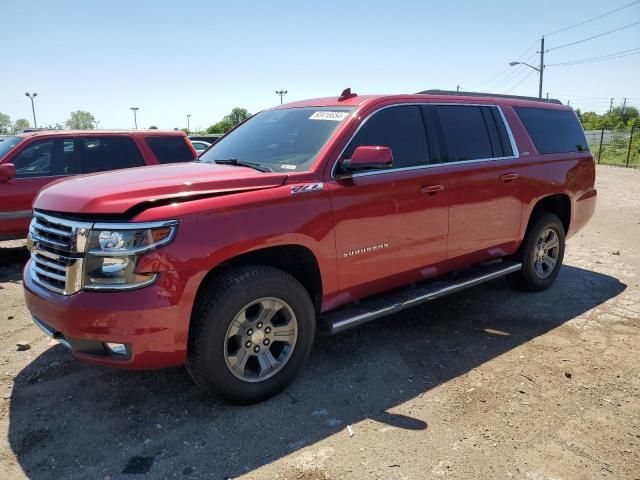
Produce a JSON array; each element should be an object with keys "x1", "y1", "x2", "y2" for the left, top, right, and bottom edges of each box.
[
  {"x1": 515, "y1": 107, "x2": 588, "y2": 154},
  {"x1": 13, "y1": 140, "x2": 54, "y2": 177},
  {"x1": 145, "y1": 136, "x2": 195, "y2": 164},
  {"x1": 83, "y1": 136, "x2": 145, "y2": 174},
  {"x1": 435, "y1": 106, "x2": 493, "y2": 162},
  {"x1": 344, "y1": 105, "x2": 429, "y2": 169},
  {"x1": 490, "y1": 108, "x2": 514, "y2": 157},
  {"x1": 57, "y1": 139, "x2": 81, "y2": 175}
]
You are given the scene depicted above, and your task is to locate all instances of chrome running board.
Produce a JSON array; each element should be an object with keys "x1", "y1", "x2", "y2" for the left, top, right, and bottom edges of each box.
[{"x1": 321, "y1": 260, "x2": 522, "y2": 334}]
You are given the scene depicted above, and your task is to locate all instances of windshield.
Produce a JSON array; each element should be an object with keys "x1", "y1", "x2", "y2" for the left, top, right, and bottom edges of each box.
[
  {"x1": 0, "y1": 136, "x2": 23, "y2": 160},
  {"x1": 199, "y1": 107, "x2": 354, "y2": 172}
]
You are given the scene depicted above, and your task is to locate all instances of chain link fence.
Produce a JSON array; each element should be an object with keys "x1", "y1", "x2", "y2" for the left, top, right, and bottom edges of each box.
[{"x1": 585, "y1": 125, "x2": 639, "y2": 168}]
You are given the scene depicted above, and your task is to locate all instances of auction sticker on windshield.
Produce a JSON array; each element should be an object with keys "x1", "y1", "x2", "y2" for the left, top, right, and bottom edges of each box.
[{"x1": 309, "y1": 111, "x2": 350, "y2": 121}]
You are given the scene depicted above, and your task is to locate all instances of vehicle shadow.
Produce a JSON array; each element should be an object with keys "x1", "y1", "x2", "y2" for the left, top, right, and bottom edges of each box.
[{"x1": 7, "y1": 265, "x2": 626, "y2": 479}]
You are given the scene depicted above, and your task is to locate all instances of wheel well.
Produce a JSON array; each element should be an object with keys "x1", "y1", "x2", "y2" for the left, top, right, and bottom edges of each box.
[
  {"x1": 529, "y1": 194, "x2": 571, "y2": 234},
  {"x1": 198, "y1": 245, "x2": 323, "y2": 313}
]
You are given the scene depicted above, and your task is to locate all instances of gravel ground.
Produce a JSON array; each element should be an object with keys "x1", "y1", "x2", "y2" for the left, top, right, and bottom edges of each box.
[{"x1": 0, "y1": 165, "x2": 638, "y2": 480}]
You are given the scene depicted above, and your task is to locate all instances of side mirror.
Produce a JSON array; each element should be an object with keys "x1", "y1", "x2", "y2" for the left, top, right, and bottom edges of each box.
[
  {"x1": 0, "y1": 163, "x2": 16, "y2": 182},
  {"x1": 341, "y1": 146, "x2": 393, "y2": 172}
]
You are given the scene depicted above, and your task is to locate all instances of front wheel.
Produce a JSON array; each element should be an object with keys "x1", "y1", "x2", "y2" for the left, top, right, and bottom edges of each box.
[
  {"x1": 511, "y1": 213, "x2": 566, "y2": 291},
  {"x1": 186, "y1": 266, "x2": 316, "y2": 404}
]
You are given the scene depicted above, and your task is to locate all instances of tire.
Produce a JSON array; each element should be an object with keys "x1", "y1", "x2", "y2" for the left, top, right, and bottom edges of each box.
[
  {"x1": 511, "y1": 213, "x2": 565, "y2": 292},
  {"x1": 186, "y1": 265, "x2": 316, "y2": 404}
]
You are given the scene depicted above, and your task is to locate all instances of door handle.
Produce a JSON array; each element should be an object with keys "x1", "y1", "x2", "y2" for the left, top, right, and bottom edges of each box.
[
  {"x1": 500, "y1": 173, "x2": 518, "y2": 182},
  {"x1": 420, "y1": 184, "x2": 445, "y2": 195}
]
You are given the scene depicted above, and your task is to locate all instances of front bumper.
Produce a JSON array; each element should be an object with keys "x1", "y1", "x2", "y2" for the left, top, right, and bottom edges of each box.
[{"x1": 23, "y1": 260, "x2": 204, "y2": 369}]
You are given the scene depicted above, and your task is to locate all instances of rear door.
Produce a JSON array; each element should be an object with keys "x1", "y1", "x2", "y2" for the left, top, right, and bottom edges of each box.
[
  {"x1": 0, "y1": 138, "x2": 81, "y2": 239},
  {"x1": 80, "y1": 136, "x2": 146, "y2": 174},
  {"x1": 329, "y1": 105, "x2": 449, "y2": 298},
  {"x1": 429, "y1": 104, "x2": 523, "y2": 261}
]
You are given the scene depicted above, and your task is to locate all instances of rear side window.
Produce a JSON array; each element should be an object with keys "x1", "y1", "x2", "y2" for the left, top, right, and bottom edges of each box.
[
  {"x1": 434, "y1": 106, "x2": 494, "y2": 162},
  {"x1": 515, "y1": 107, "x2": 588, "y2": 154},
  {"x1": 344, "y1": 105, "x2": 429, "y2": 169},
  {"x1": 145, "y1": 136, "x2": 195, "y2": 164},
  {"x1": 82, "y1": 137, "x2": 145, "y2": 174}
]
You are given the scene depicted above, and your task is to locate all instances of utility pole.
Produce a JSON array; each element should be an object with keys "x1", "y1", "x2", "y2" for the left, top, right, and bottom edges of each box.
[
  {"x1": 25, "y1": 92, "x2": 38, "y2": 128},
  {"x1": 538, "y1": 36, "x2": 545, "y2": 99},
  {"x1": 275, "y1": 90, "x2": 288, "y2": 104},
  {"x1": 609, "y1": 97, "x2": 614, "y2": 114},
  {"x1": 456, "y1": 85, "x2": 460, "y2": 92},
  {"x1": 621, "y1": 97, "x2": 627, "y2": 120},
  {"x1": 130, "y1": 107, "x2": 139, "y2": 129},
  {"x1": 186, "y1": 114, "x2": 191, "y2": 132},
  {"x1": 546, "y1": 92, "x2": 549, "y2": 100}
]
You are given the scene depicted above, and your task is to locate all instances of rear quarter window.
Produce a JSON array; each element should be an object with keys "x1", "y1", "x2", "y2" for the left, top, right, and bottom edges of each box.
[
  {"x1": 145, "y1": 136, "x2": 195, "y2": 164},
  {"x1": 515, "y1": 107, "x2": 588, "y2": 154}
]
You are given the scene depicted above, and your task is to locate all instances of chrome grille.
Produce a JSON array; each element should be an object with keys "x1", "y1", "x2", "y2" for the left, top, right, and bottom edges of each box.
[{"x1": 27, "y1": 212, "x2": 92, "y2": 295}]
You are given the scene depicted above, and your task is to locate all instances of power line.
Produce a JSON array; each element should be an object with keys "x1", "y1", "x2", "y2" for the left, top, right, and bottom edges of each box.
[
  {"x1": 489, "y1": 52, "x2": 538, "y2": 90},
  {"x1": 547, "y1": 93, "x2": 623, "y2": 100},
  {"x1": 503, "y1": 70, "x2": 536, "y2": 94},
  {"x1": 546, "y1": 20, "x2": 640, "y2": 51},
  {"x1": 548, "y1": 48, "x2": 640, "y2": 65},
  {"x1": 545, "y1": 0, "x2": 640, "y2": 36},
  {"x1": 470, "y1": 40, "x2": 538, "y2": 89}
]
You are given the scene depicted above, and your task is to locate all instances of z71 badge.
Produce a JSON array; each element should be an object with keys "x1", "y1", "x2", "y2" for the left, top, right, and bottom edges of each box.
[{"x1": 291, "y1": 183, "x2": 324, "y2": 195}]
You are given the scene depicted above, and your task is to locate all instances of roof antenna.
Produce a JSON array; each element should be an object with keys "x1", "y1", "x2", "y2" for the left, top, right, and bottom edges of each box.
[{"x1": 338, "y1": 88, "x2": 357, "y2": 101}]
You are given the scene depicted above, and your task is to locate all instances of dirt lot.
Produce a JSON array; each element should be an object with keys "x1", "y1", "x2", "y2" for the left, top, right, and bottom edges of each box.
[{"x1": 0, "y1": 165, "x2": 638, "y2": 480}]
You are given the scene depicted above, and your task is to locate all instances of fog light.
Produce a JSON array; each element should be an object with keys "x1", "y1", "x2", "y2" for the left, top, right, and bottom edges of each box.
[{"x1": 105, "y1": 342, "x2": 128, "y2": 356}]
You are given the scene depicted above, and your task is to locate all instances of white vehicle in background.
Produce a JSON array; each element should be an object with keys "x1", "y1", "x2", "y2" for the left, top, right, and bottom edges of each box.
[{"x1": 190, "y1": 140, "x2": 212, "y2": 155}]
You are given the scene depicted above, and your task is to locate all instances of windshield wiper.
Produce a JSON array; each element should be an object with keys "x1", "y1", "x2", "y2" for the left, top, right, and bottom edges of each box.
[{"x1": 213, "y1": 158, "x2": 272, "y2": 173}]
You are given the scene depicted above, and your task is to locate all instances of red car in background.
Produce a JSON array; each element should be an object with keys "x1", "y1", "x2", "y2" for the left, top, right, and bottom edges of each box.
[{"x1": 0, "y1": 129, "x2": 197, "y2": 240}]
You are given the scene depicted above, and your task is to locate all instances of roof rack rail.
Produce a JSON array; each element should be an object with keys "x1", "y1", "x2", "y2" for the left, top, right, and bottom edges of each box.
[{"x1": 417, "y1": 89, "x2": 563, "y2": 105}]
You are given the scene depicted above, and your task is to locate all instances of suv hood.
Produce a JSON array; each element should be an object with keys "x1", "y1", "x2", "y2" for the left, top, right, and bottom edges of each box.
[{"x1": 34, "y1": 162, "x2": 288, "y2": 214}]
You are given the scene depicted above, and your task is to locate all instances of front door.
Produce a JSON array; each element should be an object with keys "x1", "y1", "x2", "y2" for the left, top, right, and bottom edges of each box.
[
  {"x1": 0, "y1": 138, "x2": 81, "y2": 239},
  {"x1": 329, "y1": 105, "x2": 449, "y2": 300}
]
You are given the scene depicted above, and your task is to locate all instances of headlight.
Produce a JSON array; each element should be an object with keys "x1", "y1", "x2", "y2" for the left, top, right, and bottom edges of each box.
[{"x1": 84, "y1": 221, "x2": 178, "y2": 290}]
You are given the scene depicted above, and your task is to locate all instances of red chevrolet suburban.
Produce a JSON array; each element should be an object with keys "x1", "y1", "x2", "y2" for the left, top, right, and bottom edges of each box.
[
  {"x1": 0, "y1": 129, "x2": 197, "y2": 240},
  {"x1": 23, "y1": 89, "x2": 596, "y2": 403}
]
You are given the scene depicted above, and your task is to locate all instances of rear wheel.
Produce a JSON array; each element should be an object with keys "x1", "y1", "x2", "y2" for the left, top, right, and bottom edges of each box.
[
  {"x1": 511, "y1": 213, "x2": 565, "y2": 291},
  {"x1": 186, "y1": 265, "x2": 315, "y2": 404}
]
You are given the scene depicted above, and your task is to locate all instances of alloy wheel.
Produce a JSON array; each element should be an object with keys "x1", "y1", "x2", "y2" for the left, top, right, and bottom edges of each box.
[{"x1": 224, "y1": 297, "x2": 298, "y2": 382}]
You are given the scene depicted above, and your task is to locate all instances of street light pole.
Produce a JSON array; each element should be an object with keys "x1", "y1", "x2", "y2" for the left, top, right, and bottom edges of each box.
[
  {"x1": 538, "y1": 36, "x2": 545, "y2": 99},
  {"x1": 130, "y1": 107, "x2": 139, "y2": 129},
  {"x1": 275, "y1": 90, "x2": 288, "y2": 104},
  {"x1": 509, "y1": 36, "x2": 546, "y2": 98},
  {"x1": 186, "y1": 114, "x2": 191, "y2": 132},
  {"x1": 25, "y1": 92, "x2": 38, "y2": 128}
]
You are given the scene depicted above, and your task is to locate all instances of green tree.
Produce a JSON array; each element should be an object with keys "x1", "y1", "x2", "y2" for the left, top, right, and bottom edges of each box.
[
  {"x1": 149, "y1": 125, "x2": 158, "y2": 130},
  {"x1": 205, "y1": 107, "x2": 252, "y2": 134},
  {"x1": 225, "y1": 107, "x2": 251, "y2": 126},
  {"x1": 65, "y1": 111, "x2": 96, "y2": 130},
  {"x1": 206, "y1": 119, "x2": 233, "y2": 134},
  {"x1": 579, "y1": 106, "x2": 639, "y2": 131},
  {"x1": 13, "y1": 119, "x2": 30, "y2": 133},
  {"x1": 0, "y1": 112, "x2": 11, "y2": 134}
]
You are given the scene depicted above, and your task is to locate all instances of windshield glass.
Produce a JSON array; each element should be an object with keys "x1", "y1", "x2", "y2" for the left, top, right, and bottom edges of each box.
[
  {"x1": 199, "y1": 107, "x2": 354, "y2": 172},
  {"x1": 0, "y1": 136, "x2": 23, "y2": 160}
]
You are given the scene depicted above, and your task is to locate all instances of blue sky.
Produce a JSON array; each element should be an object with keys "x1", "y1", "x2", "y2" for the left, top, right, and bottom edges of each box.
[{"x1": 2, "y1": 0, "x2": 639, "y2": 130}]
